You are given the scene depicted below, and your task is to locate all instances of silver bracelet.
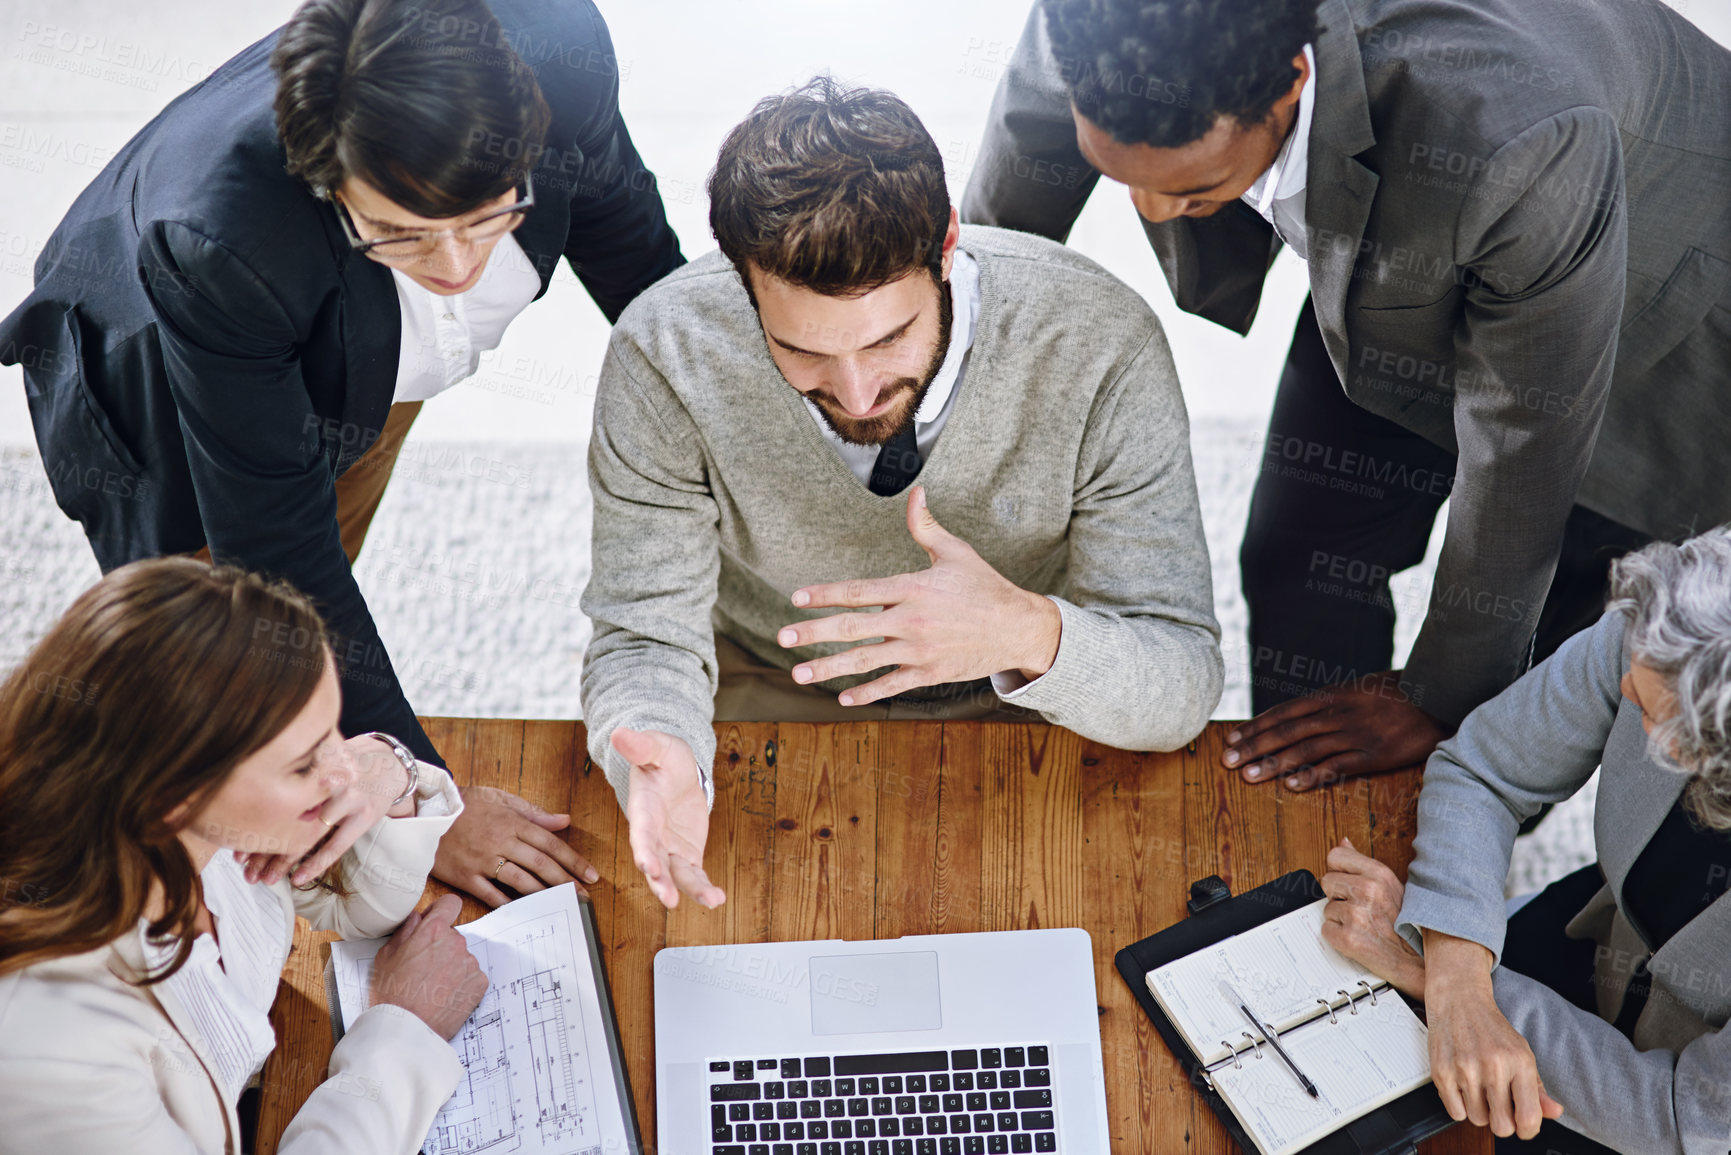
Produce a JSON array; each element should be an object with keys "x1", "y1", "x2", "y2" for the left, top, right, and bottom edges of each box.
[{"x1": 360, "y1": 731, "x2": 419, "y2": 808}]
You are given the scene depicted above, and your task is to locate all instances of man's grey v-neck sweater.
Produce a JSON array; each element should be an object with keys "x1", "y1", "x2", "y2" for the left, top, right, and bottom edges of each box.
[{"x1": 580, "y1": 225, "x2": 1222, "y2": 806}]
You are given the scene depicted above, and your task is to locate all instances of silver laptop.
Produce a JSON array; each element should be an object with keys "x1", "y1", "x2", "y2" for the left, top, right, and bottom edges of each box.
[{"x1": 653, "y1": 928, "x2": 1110, "y2": 1155}]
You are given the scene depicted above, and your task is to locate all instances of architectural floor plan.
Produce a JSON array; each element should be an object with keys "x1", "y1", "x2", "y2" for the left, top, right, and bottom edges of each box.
[{"x1": 329, "y1": 884, "x2": 631, "y2": 1155}]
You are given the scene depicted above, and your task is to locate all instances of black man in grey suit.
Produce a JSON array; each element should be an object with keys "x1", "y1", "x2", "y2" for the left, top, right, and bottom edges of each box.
[{"x1": 963, "y1": 0, "x2": 1731, "y2": 794}]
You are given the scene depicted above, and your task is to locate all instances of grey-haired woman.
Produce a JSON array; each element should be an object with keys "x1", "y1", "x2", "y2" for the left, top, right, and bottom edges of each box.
[{"x1": 1318, "y1": 529, "x2": 1731, "y2": 1155}]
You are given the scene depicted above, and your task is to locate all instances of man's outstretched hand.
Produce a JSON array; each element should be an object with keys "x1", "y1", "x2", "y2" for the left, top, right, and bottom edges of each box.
[
  {"x1": 613, "y1": 727, "x2": 725, "y2": 911},
  {"x1": 1222, "y1": 670, "x2": 1450, "y2": 791}
]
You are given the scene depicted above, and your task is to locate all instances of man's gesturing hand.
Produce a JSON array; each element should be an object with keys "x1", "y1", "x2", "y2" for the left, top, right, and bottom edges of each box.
[
  {"x1": 777, "y1": 486, "x2": 1061, "y2": 706},
  {"x1": 1222, "y1": 670, "x2": 1449, "y2": 791},
  {"x1": 614, "y1": 727, "x2": 725, "y2": 911}
]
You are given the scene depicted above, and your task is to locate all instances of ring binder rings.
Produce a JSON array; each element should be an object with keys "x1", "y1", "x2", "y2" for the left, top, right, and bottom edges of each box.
[{"x1": 1114, "y1": 870, "x2": 1457, "y2": 1155}]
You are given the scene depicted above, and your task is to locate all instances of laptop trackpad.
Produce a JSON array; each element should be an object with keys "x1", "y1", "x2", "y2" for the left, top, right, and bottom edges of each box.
[{"x1": 810, "y1": 951, "x2": 942, "y2": 1036}]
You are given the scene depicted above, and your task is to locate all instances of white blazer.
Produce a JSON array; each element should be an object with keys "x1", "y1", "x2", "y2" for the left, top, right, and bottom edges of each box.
[{"x1": 0, "y1": 769, "x2": 466, "y2": 1154}]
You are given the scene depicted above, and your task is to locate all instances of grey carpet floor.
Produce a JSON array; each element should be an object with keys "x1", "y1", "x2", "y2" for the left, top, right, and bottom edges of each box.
[{"x1": 0, "y1": 417, "x2": 1594, "y2": 896}]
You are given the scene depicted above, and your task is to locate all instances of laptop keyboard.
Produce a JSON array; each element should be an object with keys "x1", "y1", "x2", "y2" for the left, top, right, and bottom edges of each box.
[{"x1": 705, "y1": 1044, "x2": 1059, "y2": 1155}]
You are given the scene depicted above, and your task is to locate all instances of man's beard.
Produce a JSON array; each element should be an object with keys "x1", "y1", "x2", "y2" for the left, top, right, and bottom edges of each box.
[{"x1": 808, "y1": 278, "x2": 954, "y2": 447}]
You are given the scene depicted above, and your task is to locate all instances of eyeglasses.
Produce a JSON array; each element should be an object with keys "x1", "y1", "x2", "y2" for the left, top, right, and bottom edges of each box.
[{"x1": 332, "y1": 178, "x2": 535, "y2": 262}]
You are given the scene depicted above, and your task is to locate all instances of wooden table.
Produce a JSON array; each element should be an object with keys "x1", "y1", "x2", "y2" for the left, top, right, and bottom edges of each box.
[{"x1": 256, "y1": 719, "x2": 1490, "y2": 1154}]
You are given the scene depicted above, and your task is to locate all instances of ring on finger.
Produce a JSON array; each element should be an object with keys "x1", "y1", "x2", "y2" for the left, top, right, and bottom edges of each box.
[{"x1": 494, "y1": 856, "x2": 507, "y2": 879}]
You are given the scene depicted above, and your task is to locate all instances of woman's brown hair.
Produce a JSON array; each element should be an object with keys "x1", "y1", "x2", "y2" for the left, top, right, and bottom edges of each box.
[
  {"x1": 0, "y1": 558, "x2": 330, "y2": 981},
  {"x1": 273, "y1": 0, "x2": 552, "y2": 215}
]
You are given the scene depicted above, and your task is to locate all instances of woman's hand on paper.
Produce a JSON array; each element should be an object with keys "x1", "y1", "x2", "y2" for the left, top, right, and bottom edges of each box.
[
  {"x1": 1423, "y1": 931, "x2": 1564, "y2": 1140},
  {"x1": 370, "y1": 893, "x2": 488, "y2": 1039},
  {"x1": 615, "y1": 727, "x2": 726, "y2": 911},
  {"x1": 1319, "y1": 838, "x2": 1426, "y2": 999}
]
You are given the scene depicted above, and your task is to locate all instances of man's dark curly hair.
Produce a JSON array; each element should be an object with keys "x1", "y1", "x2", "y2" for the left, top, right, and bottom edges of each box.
[
  {"x1": 1043, "y1": 0, "x2": 1321, "y2": 149},
  {"x1": 709, "y1": 76, "x2": 950, "y2": 297}
]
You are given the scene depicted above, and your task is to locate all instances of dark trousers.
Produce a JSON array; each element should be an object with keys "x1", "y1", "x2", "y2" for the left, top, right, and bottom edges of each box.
[
  {"x1": 1243, "y1": 298, "x2": 1652, "y2": 714},
  {"x1": 1494, "y1": 865, "x2": 1623, "y2": 1155}
]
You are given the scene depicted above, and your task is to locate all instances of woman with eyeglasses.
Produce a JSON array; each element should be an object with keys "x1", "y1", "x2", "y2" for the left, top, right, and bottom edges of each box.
[
  {"x1": 0, "y1": 558, "x2": 487, "y2": 1153},
  {"x1": 0, "y1": 0, "x2": 682, "y2": 908},
  {"x1": 1318, "y1": 529, "x2": 1731, "y2": 1155}
]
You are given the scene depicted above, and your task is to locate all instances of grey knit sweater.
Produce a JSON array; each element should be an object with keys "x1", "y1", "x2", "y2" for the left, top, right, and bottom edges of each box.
[{"x1": 580, "y1": 225, "x2": 1222, "y2": 806}]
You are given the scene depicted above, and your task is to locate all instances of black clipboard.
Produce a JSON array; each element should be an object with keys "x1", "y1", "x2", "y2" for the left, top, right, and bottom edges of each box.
[{"x1": 1114, "y1": 870, "x2": 1456, "y2": 1155}]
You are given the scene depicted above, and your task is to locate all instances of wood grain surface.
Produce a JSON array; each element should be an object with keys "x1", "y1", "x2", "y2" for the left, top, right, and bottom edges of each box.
[{"x1": 256, "y1": 719, "x2": 1490, "y2": 1155}]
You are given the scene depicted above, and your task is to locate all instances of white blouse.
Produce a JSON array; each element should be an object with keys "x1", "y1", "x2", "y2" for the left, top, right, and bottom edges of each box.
[{"x1": 389, "y1": 233, "x2": 542, "y2": 404}]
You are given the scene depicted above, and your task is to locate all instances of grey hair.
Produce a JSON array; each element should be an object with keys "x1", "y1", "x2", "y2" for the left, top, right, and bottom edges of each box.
[{"x1": 1607, "y1": 528, "x2": 1731, "y2": 829}]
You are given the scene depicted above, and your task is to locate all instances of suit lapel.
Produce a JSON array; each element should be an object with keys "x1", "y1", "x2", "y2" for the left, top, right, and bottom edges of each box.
[
  {"x1": 1647, "y1": 896, "x2": 1731, "y2": 1029},
  {"x1": 1577, "y1": 702, "x2": 1731, "y2": 1033},
  {"x1": 1304, "y1": 0, "x2": 1380, "y2": 386},
  {"x1": 1598, "y1": 710, "x2": 1731, "y2": 1030}
]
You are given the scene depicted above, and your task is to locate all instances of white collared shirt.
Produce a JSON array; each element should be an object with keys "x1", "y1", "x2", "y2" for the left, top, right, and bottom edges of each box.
[
  {"x1": 390, "y1": 233, "x2": 541, "y2": 403},
  {"x1": 803, "y1": 248, "x2": 981, "y2": 484},
  {"x1": 1241, "y1": 43, "x2": 1317, "y2": 261}
]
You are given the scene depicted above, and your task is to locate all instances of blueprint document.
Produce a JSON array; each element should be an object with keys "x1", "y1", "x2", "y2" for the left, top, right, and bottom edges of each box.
[{"x1": 328, "y1": 883, "x2": 634, "y2": 1155}]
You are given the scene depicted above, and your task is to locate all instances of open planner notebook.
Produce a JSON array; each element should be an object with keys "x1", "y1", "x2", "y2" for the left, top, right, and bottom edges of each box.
[
  {"x1": 326, "y1": 883, "x2": 638, "y2": 1155},
  {"x1": 1146, "y1": 900, "x2": 1431, "y2": 1155}
]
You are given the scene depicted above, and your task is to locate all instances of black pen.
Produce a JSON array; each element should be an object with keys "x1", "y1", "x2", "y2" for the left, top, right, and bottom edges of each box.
[{"x1": 1221, "y1": 980, "x2": 1319, "y2": 1099}]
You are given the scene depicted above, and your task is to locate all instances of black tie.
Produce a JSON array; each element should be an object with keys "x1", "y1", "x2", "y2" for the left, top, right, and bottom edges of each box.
[{"x1": 868, "y1": 421, "x2": 923, "y2": 496}]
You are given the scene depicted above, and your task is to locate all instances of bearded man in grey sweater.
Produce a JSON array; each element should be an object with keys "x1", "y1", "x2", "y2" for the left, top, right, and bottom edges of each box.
[{"x1": 581, "y1": 78, "x2": 1222, "y2": 909}]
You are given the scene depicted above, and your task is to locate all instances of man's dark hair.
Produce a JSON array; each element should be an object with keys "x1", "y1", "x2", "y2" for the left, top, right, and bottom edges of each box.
[
  {"x1": 1043, "y1": 0, "x2": 1320, "y2": 149},
  {"x1": 708, "y1": 76, "x2": 950, "y2": 297},
  {"x1": 272, "y1": 0, "x2": 550, "y2": 217}
]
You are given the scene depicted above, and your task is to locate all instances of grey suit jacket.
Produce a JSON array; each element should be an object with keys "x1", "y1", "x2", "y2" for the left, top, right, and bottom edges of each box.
[
  {"x1": 964, "y1": 0, "x2": 1731, "y2": 726},
  {"x1": 1397, "y1": 610, "x2": 1731, "y2": 1154}
]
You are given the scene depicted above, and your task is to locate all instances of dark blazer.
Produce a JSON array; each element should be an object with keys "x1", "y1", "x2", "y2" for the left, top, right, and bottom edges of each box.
[
  {"x1": 0, "y1": 0, "x2": 684, "y2": 764},
  {"x1": 963, "y1": 0, "x2": 1731, "y2": 726}
]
